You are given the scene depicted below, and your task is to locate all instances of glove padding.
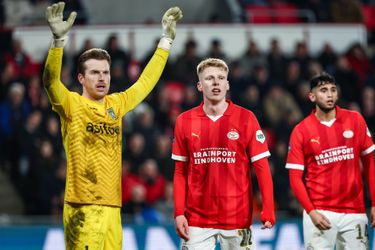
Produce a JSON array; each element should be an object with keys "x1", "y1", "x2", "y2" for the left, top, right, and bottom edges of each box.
[
  {"x1": 158, "y1": 6, "x2": 183, "y2": 51},
  {"x1": 46, "y1": 2, "x2": 77, "y2": 47}
]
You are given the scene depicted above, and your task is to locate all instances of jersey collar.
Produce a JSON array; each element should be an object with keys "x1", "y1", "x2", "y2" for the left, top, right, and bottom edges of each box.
[
  {"x1": 310, "y1": 105, "x2": 342, "y2": 122},
  {"x1": 197, "y1": 100, "x2": 235, "y2": 116}
]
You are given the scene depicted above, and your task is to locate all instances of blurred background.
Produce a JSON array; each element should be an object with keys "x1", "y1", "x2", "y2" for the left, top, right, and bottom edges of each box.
[{"x1": 0, "y1": 0, "x2": 375, "y2": 249}]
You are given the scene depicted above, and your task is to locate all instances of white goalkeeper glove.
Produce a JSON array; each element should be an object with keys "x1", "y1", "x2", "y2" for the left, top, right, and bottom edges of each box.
[
  {"x1": 158, "y1": 6, "x2": 183, "y2": 51},
  {"x1": 46, "y1": 2, "x2": 77, "y2": 48}
]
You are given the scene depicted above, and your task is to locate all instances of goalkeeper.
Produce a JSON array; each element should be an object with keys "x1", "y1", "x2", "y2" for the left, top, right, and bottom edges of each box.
[{"x1": 42, "y1": 2, "x2": 182, "y2": 249}]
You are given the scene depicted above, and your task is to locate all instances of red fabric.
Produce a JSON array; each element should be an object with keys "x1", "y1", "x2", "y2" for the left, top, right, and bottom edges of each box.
[
  {"x1": 252, "y1": 158, "x2": 276, "y2": 225},
  {"x1": 289, "y1": 169, "x2": 315, "y2": 213},
  {"x1": 143, "y1": 175, "x2": 167, "y2": 204},
  {"x1": 121, "y1": 173, "x2": 142, "y2": 204},
  {"x1": 362, "y1": 5, "x2": 375, "y2": 29},
  {"x1": 172, "y1": 100, "x2": 271, "y2": 229},
  {"x1": 173, "y1": 161, "x2": 188, "y2": 217},
  {"x1": 286, "y1": 106, "x2": 375, "y2": 213},
  {"x1": 362, "y1": 152, "x2": 375, "y2": 206}
]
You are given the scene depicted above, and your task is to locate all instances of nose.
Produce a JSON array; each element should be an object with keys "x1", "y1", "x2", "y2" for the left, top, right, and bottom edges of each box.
[{"x1": 98, "y1": 72, "x2": 105, "y2": 81}]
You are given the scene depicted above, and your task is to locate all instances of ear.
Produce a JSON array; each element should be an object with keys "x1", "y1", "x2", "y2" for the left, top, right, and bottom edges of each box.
[
  {"x1": 308, "y1": 91, "x2": 315, "y2": 103},
  {"x1": 77, "y1": 73, "x2": 84, "y2": 86},
  {"x1": 226, "y1": 80, "x2": 230, "y2": 91},
  {"x1": 197, "y1": 81, "x2": 203, "y2": 92}
]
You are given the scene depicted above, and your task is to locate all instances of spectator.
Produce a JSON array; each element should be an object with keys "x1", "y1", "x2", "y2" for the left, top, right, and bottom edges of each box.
[
  {"x1": 0, "y1": 82, "x2": 31, "y2": 184},
  {"x1": 138, "y1": 159, "x2": 167, "y2": 205},
  {"x1": 238, "y1": 39, "x2": 267, "y2": 78},
  {"x1": 267, "y1": 38, "x2": 288, "y2": 82},
  {"x1": 173, "y1": 39, "x2": 202, "y2": 86},
  {"x1": 206, "y1": 38, "x2": 227, "y2": 61}
]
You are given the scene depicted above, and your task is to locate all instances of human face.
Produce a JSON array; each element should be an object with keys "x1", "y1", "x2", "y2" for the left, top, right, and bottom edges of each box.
[
  {"x1": 309, "y1": 83, "x2": 338, "y2": 113},
  {"x1": 197, "y1": 66, "x2": 229, "y2": 104},
  {"x1": 78, "y1": 59, "x2": 110, "y2": 102}
]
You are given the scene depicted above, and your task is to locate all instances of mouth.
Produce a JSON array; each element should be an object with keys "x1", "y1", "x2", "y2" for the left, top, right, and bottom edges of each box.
[
  {"x1": 96, "y1": 84, "x2": 106, "y2": 91},
  {"x1": 212, "y1": 88, "x2": 221, "y2": 94}
]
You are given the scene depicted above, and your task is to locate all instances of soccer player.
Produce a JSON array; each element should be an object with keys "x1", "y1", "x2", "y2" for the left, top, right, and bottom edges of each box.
[
  {"x1": 172, "y1": 58, "x2": 275, "y2": 249},
  {"x1": 286, "y1": 72, "x2": 375, "y2": 249},
  {"x1": 42, "y1": 2, "x2": 182, "y2": 249}
]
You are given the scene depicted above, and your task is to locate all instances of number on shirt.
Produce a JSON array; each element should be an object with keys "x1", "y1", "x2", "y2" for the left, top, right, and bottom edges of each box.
[{"x1": 238, "y1": 228, "x2": 252, "y2": 247}]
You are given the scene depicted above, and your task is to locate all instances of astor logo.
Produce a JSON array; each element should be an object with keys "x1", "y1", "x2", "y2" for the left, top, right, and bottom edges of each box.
[
  {"x1": 86, "y1": 122, "x2": 120, "y2": 136},
  {"x1": 343, "y1": 130, "x2": 354, "y2": 138}
]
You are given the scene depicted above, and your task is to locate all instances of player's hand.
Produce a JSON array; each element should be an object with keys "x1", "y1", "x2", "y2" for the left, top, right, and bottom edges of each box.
[
  {"x1": 46, "y1": 2, "x2": 76, "y2": 39},
  {"x1": 260, "y1": 209, "x2": 275, "y2": 229},
  {"x1": 370, "y1": 206, "x2": 375, "y2": 228},
  {"x1": 158, "y1": 6, "x2": 183, "y2": 50},
  {"x1": 261, "y1": 221, "x2": 273, "y2": 229},
  {"x1": 175, "y1": 215, "x2": 189, "y2": 241},
  {"x1": 309, "y1": 210, "x2": 331, "y2": 230}
]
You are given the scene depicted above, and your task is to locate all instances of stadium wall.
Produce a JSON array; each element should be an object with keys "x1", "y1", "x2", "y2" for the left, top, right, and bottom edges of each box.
[{"x1": 13, "y1": 24, "x2": 367, "y2": 63}]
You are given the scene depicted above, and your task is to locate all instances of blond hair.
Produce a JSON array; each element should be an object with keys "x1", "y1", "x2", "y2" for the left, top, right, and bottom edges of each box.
[{"x1": 196, "y1": 58, "x2": 229, "y2": 75}]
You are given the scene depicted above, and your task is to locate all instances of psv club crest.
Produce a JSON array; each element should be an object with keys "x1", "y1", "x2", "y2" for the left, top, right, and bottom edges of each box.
[
  {"x1": 227, "y1": 129, "x2": 239, "y2": 140},
  {"x1": 107, "y1": 107, "x2": 117, "y2": 120}
]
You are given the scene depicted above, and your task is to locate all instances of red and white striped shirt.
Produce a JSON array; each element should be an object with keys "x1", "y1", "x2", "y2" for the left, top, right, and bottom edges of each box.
[
  {"x1": 286, "y1": 106, "x2": 375, "y2": 213},
  {"x1": 172, "y1": 100, "x2": 272, "y2": 229}
]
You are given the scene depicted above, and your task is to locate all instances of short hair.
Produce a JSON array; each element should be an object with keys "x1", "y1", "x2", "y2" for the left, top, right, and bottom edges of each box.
[
  {"x1": 77, "y1": 48, "x2": 111, "y2": 74},
  {"x1": 196, "y1": 58, "x2": 229, "y2": 75},
  {"x1": 310, "y1": 71, "x2": 336, "y2": 90}
]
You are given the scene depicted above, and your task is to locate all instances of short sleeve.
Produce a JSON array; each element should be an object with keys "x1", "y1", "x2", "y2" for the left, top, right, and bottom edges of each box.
[
  {"x1": 172, "y1": 115, "x2": 188, "y2": 162},
  {"x1": 246, "y1": 112, "x2": 270, "y2": 163},
  {"x1": 286, "y1": 126, "x2": 305, "y2": 170}
]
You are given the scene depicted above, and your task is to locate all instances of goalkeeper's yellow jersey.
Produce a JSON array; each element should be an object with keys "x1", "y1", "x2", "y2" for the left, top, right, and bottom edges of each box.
[{"x1": 43, "y1": 47, "x2": 169, "y2": 207}]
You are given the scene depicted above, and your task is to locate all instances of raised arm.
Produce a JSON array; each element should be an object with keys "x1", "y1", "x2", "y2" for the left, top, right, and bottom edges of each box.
[
  {"x1": 119, "y1": 7, "x2": 183, "y2": 113},
  {"x1": 42, "y1": 2, "x2": 76, "y2": 113}
]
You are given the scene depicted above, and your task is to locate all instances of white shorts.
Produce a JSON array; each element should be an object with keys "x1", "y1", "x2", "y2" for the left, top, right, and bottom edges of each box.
[
  {"x1": 303, "y1": 210, "x2": 369, "y2": 250},
  {"x1": 181, "y1": 226, "x2": 253, "y2": 250}
]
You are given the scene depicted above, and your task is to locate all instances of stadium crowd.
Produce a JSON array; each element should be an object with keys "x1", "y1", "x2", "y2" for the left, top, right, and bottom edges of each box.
[{"x1": 0, "y1": 0, "x2": 375, "y2": 224}]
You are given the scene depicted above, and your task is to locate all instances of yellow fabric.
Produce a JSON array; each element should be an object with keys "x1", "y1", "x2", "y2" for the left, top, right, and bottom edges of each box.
[
  {"x1": 63, "y1": 203, "x2": 122, "y2": 250},
  {"x1": 43, "y1": 47, "x2": 169, "y2": 206}
]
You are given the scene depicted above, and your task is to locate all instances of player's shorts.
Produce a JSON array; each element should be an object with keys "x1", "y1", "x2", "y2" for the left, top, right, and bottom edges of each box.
[
  {"x1": 63, "y1": 203, "x2": 122, "y2": 250},
  {"x1": 303, "y1": 209, "x2": 369, "y2": 250},
  {"x1": 181, "y1": 226, "x2": 253, "y2": 250}
]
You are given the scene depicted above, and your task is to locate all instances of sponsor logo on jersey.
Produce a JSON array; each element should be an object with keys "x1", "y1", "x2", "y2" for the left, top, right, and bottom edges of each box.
[
  {"x1": 86, "y1": 122, "x2": 120, "y2": 136},
  {"x1": 314, "y1": 146, "x2": 354, "y2": 165},
  {"x1": 193, "y1": 147, "x2": 237, "y2": 165},
  {"x1": 310, "y1": 137, "x2": 320, "y2": 144},
  {"x1": 255, "y1": 130, "x2": 265, "y2": 143},
  {"x1": 227, "y1": 130, "x2": 239, "y2": 140},
  {"x1": 107, "y1": 107, "x2": 117, "y2": 120},
  {"x1": 343, "y1": 130, "x2": 354, "y2": 138}
]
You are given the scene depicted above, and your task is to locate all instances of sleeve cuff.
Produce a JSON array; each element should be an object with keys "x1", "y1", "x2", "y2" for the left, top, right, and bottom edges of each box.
[{"x1": 157, "y1": 37, "x2": 173, "y2": 51}]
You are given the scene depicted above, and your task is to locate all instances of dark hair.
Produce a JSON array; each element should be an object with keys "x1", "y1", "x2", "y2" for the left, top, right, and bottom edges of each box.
[
  {"x1": 310, "y1": 72, "x2": 336, "y2": 90},
  {"x1": 77, "y1": 48, "x2": 111, "y2": 74}
]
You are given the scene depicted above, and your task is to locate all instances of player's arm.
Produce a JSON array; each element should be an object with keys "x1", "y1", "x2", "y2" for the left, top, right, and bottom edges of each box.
[
  {"x1": 286, "y1": 126, "x2": 331, "y2": 230},
  {"x1": 120, "y1": 7, "x2": 182, "y2": 113},
  {"x1": 42, "y1": 2, "x2": 75, "y2": 115},
  {"x1": 173, "y1": 160, "x2": 189, "y2": 241},
  {"x1": 289, "y1": 169, "x2": 331, "y2": 230},
  {"x1": 252, "y1": 157, "x2": 275, "y2": 229},
  {"x1": 361, "y1": 151, "x2": 375, "y2": 228}
]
